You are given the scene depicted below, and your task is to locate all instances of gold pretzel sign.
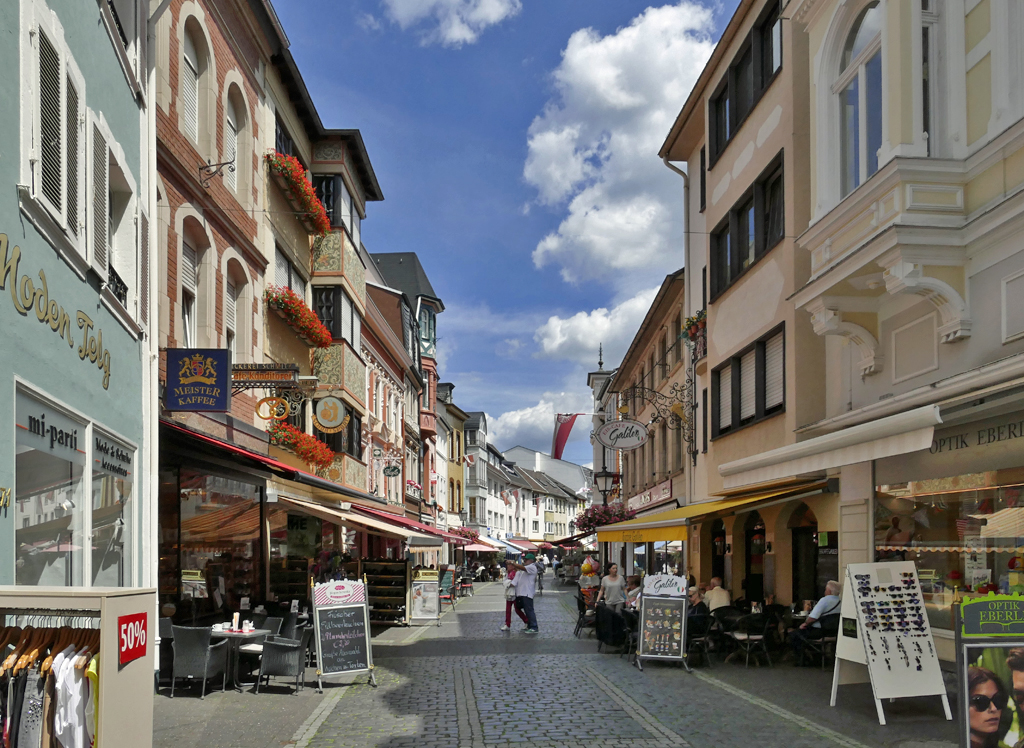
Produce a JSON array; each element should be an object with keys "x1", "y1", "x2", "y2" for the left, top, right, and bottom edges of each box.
[{"x1": 256, "y1": 397, "x2": 290, "y2": 420}]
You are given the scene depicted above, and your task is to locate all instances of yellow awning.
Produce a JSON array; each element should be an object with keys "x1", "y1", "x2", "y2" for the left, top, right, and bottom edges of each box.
[{"x1": 596, "y1": 482, "x2": 829, "y2": 543}]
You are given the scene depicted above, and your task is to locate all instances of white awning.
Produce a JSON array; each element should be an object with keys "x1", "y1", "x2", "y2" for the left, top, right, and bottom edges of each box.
[{"x1": 719, "y1": 405, "x2": 942, "y2": 489}]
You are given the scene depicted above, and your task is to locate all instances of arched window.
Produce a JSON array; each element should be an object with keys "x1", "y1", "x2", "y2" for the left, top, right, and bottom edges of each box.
[
  {"x1": 181, "y1": 29, "x2": 200, "y2": 142},
  {"x1": 224, "y1": 258, "x2": 250, "y2": 363},
  {"x1": 836, "y1": 2, "x2": 882, "y2": 197},
  {"x1": 224, "y1": 96, "x2": 238, "y2": 191}
]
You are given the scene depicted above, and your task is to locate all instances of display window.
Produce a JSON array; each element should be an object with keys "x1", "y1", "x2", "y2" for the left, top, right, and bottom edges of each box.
[
  {"x1": 875, "y1": 468, "x2": 1024, "y2": 631},
  {"x1": 14, "y1": 388, "x2": 136, "y2": 588}
]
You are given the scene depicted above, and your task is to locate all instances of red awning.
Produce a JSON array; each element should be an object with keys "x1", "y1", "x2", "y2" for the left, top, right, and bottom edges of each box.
[
  {"x1": 350, "y1": 505, "x2": 469, "y2": 545},
  {"x1": 462, "y1": 543, "x2": 497, "y2": 552},
  {"x1": 506, "y1": 538, "x2": 540, "y2": 552}
]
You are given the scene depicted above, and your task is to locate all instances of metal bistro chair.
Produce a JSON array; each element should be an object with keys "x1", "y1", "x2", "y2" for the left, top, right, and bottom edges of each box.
[
  {"x1": 620, "y1": 608, "x2": 640, "y2": 663},
  {"x1": 574, "y1": 594, "x2": 596, "y2": 638},
  {"x1": 255, "y1": 626, "x2": 314, "y2": 695},
  {"x1": 158, "y1": 617, "x2": 175, "y2": 685},
  {"x1": 686, "y1": 615, "x2": 714, "y2": 668},
  {"x1": 804, "y1": 613, "x2": 841, "y2": 669},
  {"x1": 169, "y1": 626, "x2": 228, "y2": 699},
  {"x1": 711, "y1": 605, "x2": 744, "y2": 656},
  {"x1": 727, "y1": 613, "x2": 773, "y2": 668},
  {"x1": 459, "y1": 571, "x2": 474, "y2": 598}
]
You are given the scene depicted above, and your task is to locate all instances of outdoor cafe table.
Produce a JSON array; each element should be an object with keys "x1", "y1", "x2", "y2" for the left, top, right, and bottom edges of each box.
[{"x1": 211, "y1": 628, "x2": 271, "y2": 691}]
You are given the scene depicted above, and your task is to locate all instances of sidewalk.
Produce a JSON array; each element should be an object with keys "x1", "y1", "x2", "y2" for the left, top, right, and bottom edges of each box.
[{"x1": 154, "y1": 579, "x2": 960, "y2": 748}]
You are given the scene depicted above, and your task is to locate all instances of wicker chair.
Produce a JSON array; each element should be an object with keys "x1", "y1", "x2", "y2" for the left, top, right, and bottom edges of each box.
[
  {"x1": 574, "y1": 594, "x2": 596, "y2": 638},
  {"x1": 169, "y1": 626, "x2": 228, "y2": 699},
  {"x1": 686, "y1": 615, "x2": 714, "y2": 668},
  {"x1": 279, "y1": 612, "x2": 299, "y2": 642},
  {"x1": 237, "y1": 616, "x2": 284, "y2": 659},
  {"x1": 158, "y1": 617, "x2": 175, "y2": 684},
  {"x1": 803, "y1": 613, "x2": 841, "y2": 668},
  {"x1": 255, "y1": 627, "x2": 314, "y2": 694}
]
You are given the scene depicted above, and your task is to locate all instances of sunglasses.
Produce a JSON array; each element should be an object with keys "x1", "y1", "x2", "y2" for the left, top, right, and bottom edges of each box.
[
  {"x1": 971, "y1": 693, "x2": 1009, "y2": 712},
  {"x1": 855, "y1": 574, "x2": 871, "y2": 580}
]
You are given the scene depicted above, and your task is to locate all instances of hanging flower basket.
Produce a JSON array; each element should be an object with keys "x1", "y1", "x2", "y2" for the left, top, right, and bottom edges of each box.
[
  {"x1": 450, "y1": 527, "x2": 479, "y2": 542},
  {"x1": 574, "y1": 503, "x2": 637, "y2": 535},
  {"x1": 264, "y1": 285, "x2": 332, "y2": 348},
  {"x1": 268, "y1": 421, "x2": 335, "y2": 470},
  {"x1": 264, "y1": 151, "x2": 330, "y2": 237}
]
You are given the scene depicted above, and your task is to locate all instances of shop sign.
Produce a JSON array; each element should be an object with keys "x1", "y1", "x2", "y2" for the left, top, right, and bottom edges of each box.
[
  {"x1": 117, "y1": 612, "x2": 147, "y2": 666},
  {"x1": 628, "y1": 479, "x2": 672, "y2": 511},
  {"x1": 0, "y1": 234, "x2": 113, "y2": 388},
  {"x1": 231, "y1": 363, "x2": 300, "y2": 388},
  {"x1": 15, "y1": 391, "x2": 86, "y2": 465},
  {"x1": 383, "y1": 465, "x2": 401, "y2": 477},
  {"x1": 313, "y1": 397, "x2": 348, "y2": 433},
  {"x1": 287, "y1": 513, "x2": 318, "y2": 558},
  {"x1": 642, "y1": 574, "x2": 686, "y2": 597},
  {"x1": 165, "y1": 349, "x2": 229, "y2": 411},
  {"x1": 594, "y1": 419, "x2": 648, "y2": 451},
  {"x1": 313, "y1": 580, "x2": 366, "y2": 606},
  {"x1": 93, "y1": 433, "x2": 132, "y2": 478},
  {"x1": 961, "y1": 595, "x2": 1024, "y2": 637}
]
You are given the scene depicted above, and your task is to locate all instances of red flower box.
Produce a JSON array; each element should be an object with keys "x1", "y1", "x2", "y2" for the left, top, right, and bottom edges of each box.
[
  {"x1": 268, "y1": 421, "x2": 335, "y2": 471},
  {"x1": 264, "y1": 285, "x2": 332, "y2": 348},
  {"x1": 574, "y1": 503, "x2": 637, "y2": 535},
  {"x1": 264, "y1": 151, "x2": 331, "y2": 237}
]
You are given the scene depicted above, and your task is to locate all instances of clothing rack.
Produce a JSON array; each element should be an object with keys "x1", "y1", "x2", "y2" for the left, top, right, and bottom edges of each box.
[{"x1": 0, "y1": 586, "x2": 155, "y2": 748}]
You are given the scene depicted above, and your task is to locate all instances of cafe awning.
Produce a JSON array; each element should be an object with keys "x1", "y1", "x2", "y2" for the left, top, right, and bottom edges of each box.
[
  {"x1": 350, "y1": 505, "x2": 469, "y2": 546},
  {"x1": 277, "y1": 496, "x2": 441, "y2": 549},
  {"x1": 462, "y1": 543, "x2": 497, "y2": 552},
  {"x1": 506, "y1": 538, "x2": 539, "y2": 552},
  {"x1": 596, "y1": 481, "x2": 830, "y2": 543}
]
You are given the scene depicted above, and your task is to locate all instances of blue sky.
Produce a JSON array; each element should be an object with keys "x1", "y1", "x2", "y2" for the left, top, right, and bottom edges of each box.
[{"x1": 274, "y1": 0, "x2": 737, "y2": 465}]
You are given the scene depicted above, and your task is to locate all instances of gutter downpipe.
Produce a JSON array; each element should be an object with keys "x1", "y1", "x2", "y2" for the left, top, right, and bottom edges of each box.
[{"x1": 662, "y1": 156, "x2": 691, "y2": 581}]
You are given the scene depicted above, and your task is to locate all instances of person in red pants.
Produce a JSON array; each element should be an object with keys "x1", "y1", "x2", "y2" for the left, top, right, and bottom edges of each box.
[{"x1": 501, "y1": 567, "x2": 528, "y2": 630}]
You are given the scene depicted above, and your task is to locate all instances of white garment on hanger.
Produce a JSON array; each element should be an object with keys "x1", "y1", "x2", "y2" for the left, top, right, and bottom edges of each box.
[{"x1": 54, "y1": 646, "x2": 86, "y2": 748}]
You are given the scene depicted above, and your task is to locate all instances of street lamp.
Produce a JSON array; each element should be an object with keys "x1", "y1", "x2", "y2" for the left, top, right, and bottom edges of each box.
[{"x1": 593, "y1": 469, "x2": 616, "y2": 504}]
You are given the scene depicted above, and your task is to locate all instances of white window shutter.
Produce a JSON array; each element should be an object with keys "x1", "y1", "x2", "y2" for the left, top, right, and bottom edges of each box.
[
  {"x1": 352, "y1": 306, "x2": 361, "y2": 348},
  {"x1": 718, "y1": 365, "x2": 732, "y2": 430},
  {"x1": 342, "y1": 294, "x2": 353, "y2": 344},
  {"x1": 274, "y1": 248, "x2": 289, "y2": 288},
  {"x1": 740, "y1": 350, "x2": 756, "y2": 419},
  {"x1": 91, "y1": 124, "x2": 109, "y2": 277},
  {"x1": 181, "y1": 243, "x2": 197, "y2": 294},
  {"x1": 182, "y1": 32, "x2": 199, "y2": 142},
  {"x1": 765, "y1": 332, "x2": 785, "y2": 409},
  {"x1": 38, "y1": 29, "x2": 63, "y2": 220},
  {"x1": 292, "y1": 272, "x2": 306, "y2": 301},
  {"x1": 225, "y1": 281, "x2": 236, "y2": 332},
  {"x1": 66, "y1": 75, "x2": 81, "y2": 239},
  {"x1": 225, "y1": 99, "x2": 238, "y2": 191}
]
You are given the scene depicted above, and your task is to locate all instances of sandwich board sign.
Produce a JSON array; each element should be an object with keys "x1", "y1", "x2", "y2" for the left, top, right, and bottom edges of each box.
[
  {"x1": 831, "y1": 562, "x2": 950, "y2": 725},
  {"x1": 636, "y1": 574, "x2": 689, "y2": 673},
  {"x1": 312, "y1": 580, "x2": 376, "y2": 690}
]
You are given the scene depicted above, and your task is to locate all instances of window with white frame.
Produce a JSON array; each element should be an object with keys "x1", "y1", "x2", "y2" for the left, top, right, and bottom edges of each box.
[
  {"x1": 836, "y1": 2, "x2": 882, "y2": 198},
  {"x1": 224, "y1": 97, "x2": 238, "y2": 191},
  {"x1": 275, "y1": 246, "x2": 306, "y2": 300},
  {"x1": 313, "y1": 286, "x2": 361, "y2": 348},
  {"x1": 181, "y1": 29, "x2": 200, "y2": 143},
  {"x1": 713, "y1": 326, "x2": 784, "y2": 437},
  {"x1": 181, "y1": 243, "x2": 198, "y2": 347},
  {"x1": 97, "y1": 122, "x2": 137, "y2": 314},
  {"x1": 225, "y1": 280, "x2": 237, "y2": 359}
]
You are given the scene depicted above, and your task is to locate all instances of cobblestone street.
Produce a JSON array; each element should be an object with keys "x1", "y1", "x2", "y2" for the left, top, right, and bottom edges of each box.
[{"x1": 286, "y1": 580, "x2": 959, "y2": 748}]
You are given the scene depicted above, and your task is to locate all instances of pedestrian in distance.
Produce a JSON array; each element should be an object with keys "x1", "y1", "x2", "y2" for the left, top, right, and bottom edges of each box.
[
  {"x1": 506, "y1": 552, "x2": 540, "y2": 633},
  {"x1": 596, "y1": 563, "x2": 627, "y2": 614}
]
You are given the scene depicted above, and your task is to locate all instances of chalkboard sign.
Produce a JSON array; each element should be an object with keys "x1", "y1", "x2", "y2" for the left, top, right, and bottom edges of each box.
[
  {"x1": 637, "y1": 594, "x2": 688, "y2": 672},
  {"x1": 312, "y1": 602, "x2": 374, "y2": 690},
  {"x1": 439, "y1": 568, "x2": 455, "y2": 595}
]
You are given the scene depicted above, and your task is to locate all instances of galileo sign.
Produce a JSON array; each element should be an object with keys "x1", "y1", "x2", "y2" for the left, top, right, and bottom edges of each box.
[{"x1": 595, "y1": 419, "x2": 649, "y2": 451}]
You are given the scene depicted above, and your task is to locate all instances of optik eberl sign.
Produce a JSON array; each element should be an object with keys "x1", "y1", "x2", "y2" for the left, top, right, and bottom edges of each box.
[{"x1": 594, "y1": 419, "x2": 649, "y2": 451}]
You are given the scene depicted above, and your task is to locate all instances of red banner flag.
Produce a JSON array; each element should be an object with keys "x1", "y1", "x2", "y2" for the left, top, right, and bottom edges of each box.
[{"x1": 551, "y1": 413, "x2": 582, "y2": 460}]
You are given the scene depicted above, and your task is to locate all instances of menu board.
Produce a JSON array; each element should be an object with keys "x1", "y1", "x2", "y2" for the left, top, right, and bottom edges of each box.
[
  {"x1": 439, "y1": 568, "x2": 455, "y2": 595},
  {"x1": 638, "y1": 596, "x2": 687, "y2": 661}
]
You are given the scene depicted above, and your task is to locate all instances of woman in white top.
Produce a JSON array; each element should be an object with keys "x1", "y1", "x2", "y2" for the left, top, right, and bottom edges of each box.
[{"x1": 596, "y1": 564, "x2": 627, "y2": 614}]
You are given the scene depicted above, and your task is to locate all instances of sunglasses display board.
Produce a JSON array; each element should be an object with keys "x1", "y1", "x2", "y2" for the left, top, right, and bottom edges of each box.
[
  {"x1": 831, "y1": 561, "x2": 951, "y2": 725},
  {"x1": 955, "y1": 595, "x2": 1024, "y2": 748}
]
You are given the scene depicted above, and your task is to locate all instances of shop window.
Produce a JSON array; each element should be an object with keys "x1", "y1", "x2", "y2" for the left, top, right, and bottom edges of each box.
[
  {"x1": 713, "y1": 326, "x2": 785, "y2": 437},
  {"x1": 91, "y1": 430, "x2": 134, "y2": 586},
  {"x1": 15, "y1": 390, "x2": 87, "y2": 586},
  {"x1": 177, "y1": 469, "x2": 262, "y2": 612},
  {"x1": 709, "y1": 154, "x2": 785, "y2": 299}
]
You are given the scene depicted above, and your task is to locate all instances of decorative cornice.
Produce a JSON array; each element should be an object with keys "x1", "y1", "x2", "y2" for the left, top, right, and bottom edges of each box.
[
  {"x1": 807, "y1": 299, "x2": 883, "y2": 376},
  {"x1": 879, "y1": 251, "x2": 971, "y2": 343}
]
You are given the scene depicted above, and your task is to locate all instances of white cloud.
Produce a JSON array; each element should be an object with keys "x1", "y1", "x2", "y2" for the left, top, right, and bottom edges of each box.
[
  {"x1": 524, "y1": 3, "x2": 715, "y2": 291},
  {"x1": 358, "y1": 13, "x2": 383, "y2": 31},
  {"x1": 380, "y1": 0, "x2": 521, "y2": 47},
  {"x1": 489, "y1": 387, "x2": 593, "y2": 452},
  {"x1": 533, "y1": 286, "x2": 659, "y2": 368}
]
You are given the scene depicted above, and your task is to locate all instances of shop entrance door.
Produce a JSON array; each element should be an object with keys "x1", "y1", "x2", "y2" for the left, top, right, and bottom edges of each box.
[
  {"x1": 789, "y1": 503, "x2": 819, "y2": 604},
  {"x1": 711, "y1": 520, "x2": 726, "y2": 581},
  {"x1": 744, "y1": 512, "x2": 765, "y2": 603}
]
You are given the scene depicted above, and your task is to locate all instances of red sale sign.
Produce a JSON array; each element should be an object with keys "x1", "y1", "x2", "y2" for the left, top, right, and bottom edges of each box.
[{"x1": 118, "y1": 612, "x2": 147, "y2": 666}]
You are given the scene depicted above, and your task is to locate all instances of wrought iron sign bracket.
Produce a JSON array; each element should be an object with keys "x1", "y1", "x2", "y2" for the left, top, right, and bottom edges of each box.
[{"x1": 199, "y1": 157, "x2": 236, "y2": 188}]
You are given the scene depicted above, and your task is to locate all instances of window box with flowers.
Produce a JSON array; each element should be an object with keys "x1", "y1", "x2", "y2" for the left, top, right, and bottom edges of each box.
[
  {"x1": 450, "y1": 527, "x2": 479, "y2": 543},
  {"x1": 268, "y1": 421, "x2": 335, "y2": 471},
  {"x1": 265, "y1": 285, "x2": 333, "y2": 348},
  {"x1": 573, "y1": 503, "x2": 637, "y2": 536},
  {"x1": 264, "y1": 151, "x2": 330, "y2": 237}
]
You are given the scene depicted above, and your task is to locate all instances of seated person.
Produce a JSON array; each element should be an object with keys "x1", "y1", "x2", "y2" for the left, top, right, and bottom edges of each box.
[
  {"x1": 625, "y1": 576, "x2": 642, "y2": 609},
  {"x1": 788, "y1": 580, "x2": 842, "y2": 663},
  {"x1": 704, "y1": 577, "x2": 731, "y2": 611},
  {"x1": 688, "y1": 587, "x2": 709, "y2": 618}
]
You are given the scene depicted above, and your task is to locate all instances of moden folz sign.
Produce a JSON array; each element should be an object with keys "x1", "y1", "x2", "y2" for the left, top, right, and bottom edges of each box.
[{"x1": 165, "y1": 349, "x2": 229, "y2": 411}]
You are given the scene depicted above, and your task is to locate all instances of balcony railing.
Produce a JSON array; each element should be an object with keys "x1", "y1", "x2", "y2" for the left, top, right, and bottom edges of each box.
[
  {"x1": 691, "y1": 324, "x2": 707, "y2": 363},
  {"x1": 108, "y1": 265, "x2": 128, "y2": 307}
]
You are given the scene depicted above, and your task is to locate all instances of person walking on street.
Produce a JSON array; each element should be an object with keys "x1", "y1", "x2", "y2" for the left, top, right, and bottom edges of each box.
[
  {"x1": 506, "y1": 553, "x2": 540, "y2": 633},
  {"x1": 500, "y1": 567, "x2": 524, "y2": 631},
  {"x1": 596, "y1": 563, "x2": 627, "y2": 614}
]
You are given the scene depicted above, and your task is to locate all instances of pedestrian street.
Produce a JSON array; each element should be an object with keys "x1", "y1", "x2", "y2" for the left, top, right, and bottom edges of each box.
[{"x1": 291, "y1": 581, "x2": 958, "y2": 748}]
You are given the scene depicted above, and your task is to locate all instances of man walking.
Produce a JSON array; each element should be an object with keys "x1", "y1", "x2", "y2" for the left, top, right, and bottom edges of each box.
[{"x1": 506, "y1": 553, "x2": 540, "y2": 633}]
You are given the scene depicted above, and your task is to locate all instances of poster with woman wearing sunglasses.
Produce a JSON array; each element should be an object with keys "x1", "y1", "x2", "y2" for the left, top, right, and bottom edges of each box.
[{"x1": 965, "y1": 647, "x2": 1024, "y2": 748}]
